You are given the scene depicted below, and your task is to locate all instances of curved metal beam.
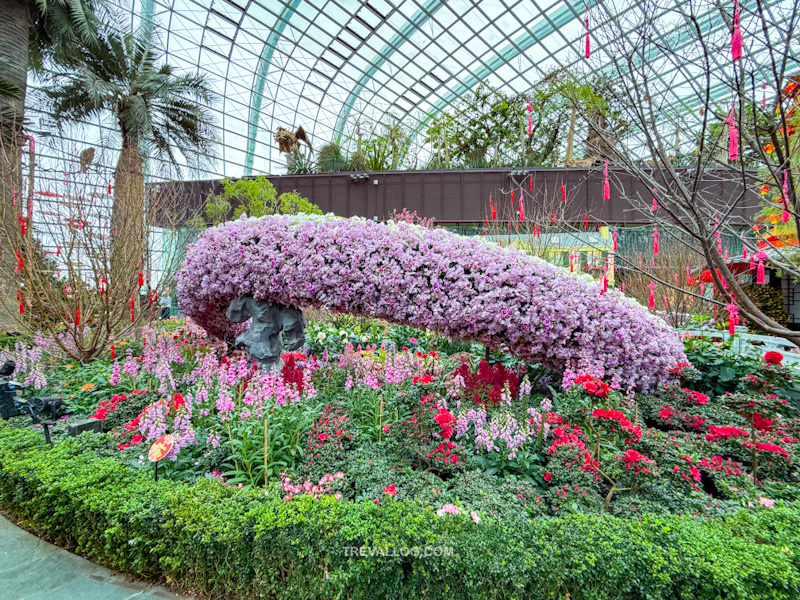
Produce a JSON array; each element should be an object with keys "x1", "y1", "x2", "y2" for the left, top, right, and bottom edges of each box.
[
  {"x1": 332, "y1": 0, "x2": 446, "y2": 143},
  {"x1": 244, "y1": 0, "x2": 302, "y2": 175}
]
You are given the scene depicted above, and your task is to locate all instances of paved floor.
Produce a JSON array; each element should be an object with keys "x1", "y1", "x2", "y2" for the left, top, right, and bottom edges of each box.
[{"x1": 0, "y1": 515, "x2": 190, "y2": 600}]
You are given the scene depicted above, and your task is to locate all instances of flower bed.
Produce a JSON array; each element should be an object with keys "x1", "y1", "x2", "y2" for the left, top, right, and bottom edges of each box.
[
  {"x1": 177, "y1": 215, "x2": 685, "y2": 391},
  {"x1": 1, "y1": 427, "x2": 799, "y2": 600}
]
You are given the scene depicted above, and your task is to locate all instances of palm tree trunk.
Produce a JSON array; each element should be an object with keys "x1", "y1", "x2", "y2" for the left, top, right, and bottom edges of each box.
[
  {"x1": 110, "y1": 140, "x2": 146, "y2": 321},
  {"x1": 0, "y1": 0, "x2": 29, "y2": 321}
]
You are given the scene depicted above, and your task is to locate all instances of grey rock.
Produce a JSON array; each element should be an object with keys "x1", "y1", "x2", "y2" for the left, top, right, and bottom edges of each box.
[{"x1": 226, "y1": 296, "x2": 306, "y2": 369}]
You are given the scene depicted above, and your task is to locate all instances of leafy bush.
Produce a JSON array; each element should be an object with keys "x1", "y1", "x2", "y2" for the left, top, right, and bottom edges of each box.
[{"x1": 1, "y1": 426, "x2": 799, "y2": 600}]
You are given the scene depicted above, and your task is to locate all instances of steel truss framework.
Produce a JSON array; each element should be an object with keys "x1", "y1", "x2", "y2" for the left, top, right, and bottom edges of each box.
[{"x1": 25, "y1": 0, "x2": 796, "y2": 181}]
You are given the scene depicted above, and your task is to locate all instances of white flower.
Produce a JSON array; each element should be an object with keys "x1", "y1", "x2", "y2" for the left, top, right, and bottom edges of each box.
[{"x1": 316, "y1": 332, "x2": 326, "y2": 341}]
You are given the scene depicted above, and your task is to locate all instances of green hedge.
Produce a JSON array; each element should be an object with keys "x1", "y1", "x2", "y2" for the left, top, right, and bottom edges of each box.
[{"x1": 1, "y1": 427, "x2": 799, "y2": 600}]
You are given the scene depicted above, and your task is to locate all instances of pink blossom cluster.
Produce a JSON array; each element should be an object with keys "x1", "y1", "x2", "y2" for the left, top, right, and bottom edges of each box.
[
  {"x1": 177, "y1": 215, "x2": 685, "y2": 391},
  {"x1": 281, "y1": 471, "x2": 344, "y2": 501}
]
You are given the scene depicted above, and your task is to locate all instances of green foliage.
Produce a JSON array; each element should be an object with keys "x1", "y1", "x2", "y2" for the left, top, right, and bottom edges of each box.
[
  {"x1": 1, "y1": 426, "x2": 800, "y2": 600},
  {"x1": 741, "y1": 283, "x2": 790, "y2": 328},
  {"x1": 424, "y1": 77, "x2": 571, "y2": 169},
  {"x1": 316, "y1": 142, "x2": 349, "y2": 173},
  {"x1": 202, "y1": 176, "x2": 322, "y2": 225},
  {"x1": 45, "y1": 22, "x2": 217, "y2": 170},
  {"x1": 286, "y1": 149, "x2": 315, "y2": 174},
  {"x1": 682, "y1": 335, "x2": 800, "y2": 406}
]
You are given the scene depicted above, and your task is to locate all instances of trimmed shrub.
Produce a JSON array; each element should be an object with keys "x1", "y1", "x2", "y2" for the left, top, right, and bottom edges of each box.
[{"x1": 0, "y1": 426, "x2": 798, "y2": 600}]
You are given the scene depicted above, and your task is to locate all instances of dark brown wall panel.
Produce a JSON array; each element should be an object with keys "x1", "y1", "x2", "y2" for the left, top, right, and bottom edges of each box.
[{"x1": 151, "y1": 167, "x2": 758, "y2": 227}]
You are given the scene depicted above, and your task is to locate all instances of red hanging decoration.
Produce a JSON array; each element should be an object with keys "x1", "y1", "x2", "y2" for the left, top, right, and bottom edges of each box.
[
  {"x1": 725, "y1": 303, "x2": 739, "y2": 335},
  {"x1": 108, "y1": 180, "x2": 112, "y2": 194},
  {"x1": 762, "y1": 82, "x2": 767, "y2": 108},
  {"x1": 664, "y1": 295, "x2": 669, "y2": 309},
  {"x1": 511, "y1": 189, "x2": 514, "y2": 205},
  {"x1": 750, "y1": 254, "x2": 755, "y2": 270},
  {"x1": 561, "y1": 180, "x2": 566, "y2": 203},
  {"x1": 138, "y1": 272, "x2": 144, "y2": 287},
  {"x1": 648, "y1": 281, "x2": 656, "y2": 310},
  {"x1": 526, "y1": 102, "x2": 533, "y2": 136},
  {"x1": 75, "y1": 310, "x2": 80, "y2": 327},
  {"x1": 652, "y1": 188, "x2": 658, "y2": 211},
  {"x1": 725, "y1": 107, "x2": 739, "y2": 161},
  {"x1": 111, "y1": 345, "x2": 115, "y2": 360},
  {"x1": 783, "y1": 170, "x2": 791, "y2": 222},
  {"x1": 652, "y1": 227, "x2": 660, "y2": 254},
  {"x1": 518, "y1": 195, "x2": 525, "y2": 221},
  {"x1": 612, "y1": 230, "x2": 618, "y2": 252},
  {"x1": 491, "y1": 204, "x2": 496, "y2": 220},
  {"x1": 569, "y1": 253, "x2": 575, "y2": 273},
  {"x1": 551, "y1": 211, "x2": 556, "y2": 225},
  {"x1": 603, "y1": 160, "x2": 610, "y2": 201},
  {"x1": 130, "y1": 293, "x2": 136, "y2": 323},
  {"x1": 529, "y1": 178, "x2": 533, "y2": 191},
  {"x1": 100, "y1": 277, "x2": 106, "y2": 293},
  {"x1": 742, "y1": 246, "x2": 747, "y2": 259},
  {"x1": 731, "y1": 0, "x2": 742, "y2": 61},
  {"x1": 16, "y1": 251, "x2": 22, "y2": 271},
  {"x1": 756, "y1": 251, "x2": 767, "y2": 284},
  {"x1": 584, "y1": 9, "x2": 591, "y2": 58},
  {"x1": 584, "y1": 214, "x2": 588, "y2": 228},
  {"x1": 18, "y1": 214, "x2": 25, "y2": 235}
]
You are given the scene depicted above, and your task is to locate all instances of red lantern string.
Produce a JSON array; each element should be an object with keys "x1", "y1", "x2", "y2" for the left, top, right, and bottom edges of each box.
[
  {"x1": 138, "y1": 272, "x2": 144, "y2": 287},
  {"x1": 569, "y1": 253, "x2": 575, "y2": 273},
  {"x1": 518, "y1": 195, "x2": 525, "y2": 221},
  {"x1": 100, "y1": 277, "x2": 106, "y2": 293},
  {"x1": 731, "y1": 0, "x2": 742, "y2": 61},
  {"x1": 749, "y1": 254, "x2": 755, "y2": 270}
]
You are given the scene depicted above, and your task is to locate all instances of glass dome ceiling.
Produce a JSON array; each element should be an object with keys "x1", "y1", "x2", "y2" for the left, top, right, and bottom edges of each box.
[{"x1": 30, "y1": 0, "x2": 790, "y2": 180}]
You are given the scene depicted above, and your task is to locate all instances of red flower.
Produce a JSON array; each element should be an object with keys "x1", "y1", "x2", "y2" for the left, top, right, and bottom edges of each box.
[
  {"x1": 543, "y1": 471, "x2": 552, "y2": 482},
  {"x1": 413, "y1": 374, "x2": 434, "y2": 384},
  {"x1": 383, "y1": 484, "x2": 397, "y2": 497},
  {"x1": 130, "y1": 435, "x2": 144, "y2": 445},
  {"x1": 92, "y1": 408, "x2": 109, "y2": 421},
  {"x1": 172, "y1": 393, "x2": 185, "y2": 409},
  {"x1": 764, "y1": 351, "x2": 783, "y2": 365}
]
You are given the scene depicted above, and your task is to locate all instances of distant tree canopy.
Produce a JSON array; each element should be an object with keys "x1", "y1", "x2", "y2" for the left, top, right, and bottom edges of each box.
[{"x1": 192, "y1": 176, "x2": 322, "y2": 227}]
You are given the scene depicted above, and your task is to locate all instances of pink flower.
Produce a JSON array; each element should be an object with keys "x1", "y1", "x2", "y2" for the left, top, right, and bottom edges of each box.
[
  {"x1": 543, "y1": 471, "x2": 552, "y2": 482},
  {"x1": 759, "y1": 496, "x2": 775, "y2": 508},
  {"x1": 409, "y1": 337, "x2": 418, "y2": 344},
  {"x1": 383, "y1": 484, "x2": 397, "y2": 497},
  {"x1": 130, "y1": 435, "x2": 144, "y2": 445},
  {"x1": 471, "y1": 511, "x2": 481, "y2": 524}
]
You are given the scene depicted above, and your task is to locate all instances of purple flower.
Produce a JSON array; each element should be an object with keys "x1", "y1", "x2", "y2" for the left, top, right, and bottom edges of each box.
[{"x1": 177, "y1": 215, "x2": 685, "y2": 391}]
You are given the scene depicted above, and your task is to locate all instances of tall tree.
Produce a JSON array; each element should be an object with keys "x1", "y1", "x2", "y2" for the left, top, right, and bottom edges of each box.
[
  {"x1": 573, "y1": 0, "x2": 800, "y2": 343},
  {"x1": 45, "y1": 23, "x2": 217, "y2": 309},
  {"x1": 0, "y1": 0, "x2": 101, "y2": 295}
]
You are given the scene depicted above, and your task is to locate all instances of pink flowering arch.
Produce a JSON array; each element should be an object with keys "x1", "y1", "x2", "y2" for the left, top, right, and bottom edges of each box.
[{"x1": 176, "y1": 215, "x2": 685, "y2": 391}]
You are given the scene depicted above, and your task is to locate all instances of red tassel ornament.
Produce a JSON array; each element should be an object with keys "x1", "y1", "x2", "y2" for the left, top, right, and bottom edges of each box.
[
  {"x1": 731, "y1": 0, "x2": 742, "y2": 61},
  {"x1": 584, "y1": 9, "x2": 591, "y2": 58},
  {"x1": 612, "y1": 230, "x2": 618, "y2": 252},
  {"x1": 725, "y1": 107, "x2": 739, "y2": 161},
  {"x1": 603, "y1": 160, "x2": 610, "y2": 201},
  {"x1": 756, "y1": 251, "x2": 767, "y2": 284},
  {"x1": 648, "y1": 281, "x2": 656, "y2": 310},
  {"x1": 652, "y1": 228, "x2": 660, "y2": 254}
]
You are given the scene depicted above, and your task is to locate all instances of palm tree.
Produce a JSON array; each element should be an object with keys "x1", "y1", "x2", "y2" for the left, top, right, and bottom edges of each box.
[
  {"x1": 46, "y1": 23, "x2": 217, "y2": 304},
  {"x1": 0, "y1": 0, "x2": 101, "y2": 287}
]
